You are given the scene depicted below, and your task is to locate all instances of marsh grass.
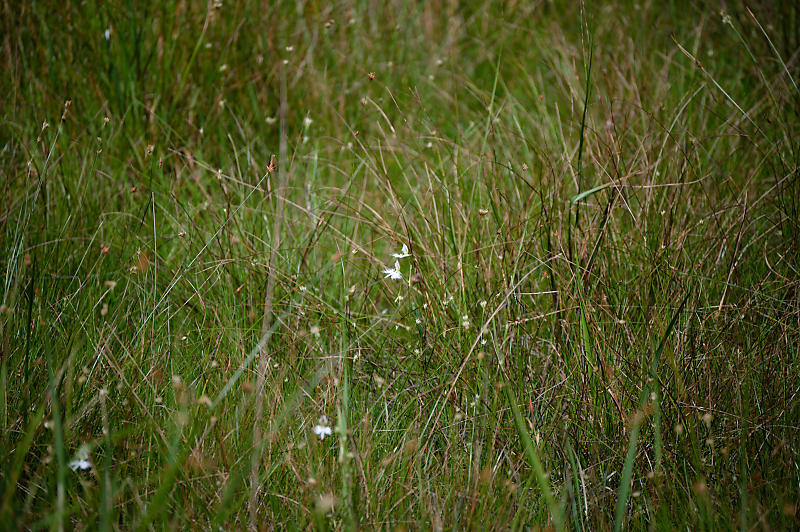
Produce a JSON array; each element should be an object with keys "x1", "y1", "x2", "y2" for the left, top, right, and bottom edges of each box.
[{"x1": 1, "y1": 0, "x2": 799, "y2": 529}]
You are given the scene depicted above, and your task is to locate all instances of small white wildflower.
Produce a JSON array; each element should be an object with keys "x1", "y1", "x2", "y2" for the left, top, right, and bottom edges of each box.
[
  {"x1": 103, "y1": 28, "x2": 111, "y2": 41},
  {"x1": 219, "y1": 64, "x2": 228, "y2": 72},
  {"x1": 68, "y1": 445, "x2": 92, "y2": 472},
  {"x1": 265, "y1": 116, "x2": 276, "y2": 125},
  {"x1": 285, "y1": 45, "x2": 294, "y2": 52},
  {"x1": 382, "y1": 260, "x2": 402, "y2": 280},
  {"x1": 461, "y1": 314, "x2": 470, "y2": 329},
  {"x1": 313, "y1": 416, "x2": 332, "y2": 440},
  {"x1": 310, "y1": 325, "x2": 321, "y2": 338},
  {"x1": 480, "y1": 300, "x2": 487, "y2": 309},
  {"x1": 391, "y1": 243, "x2": 411, "y2": 259},
  {"x1": 303, "y1": 116, "x2": 313, "y2": 128}
]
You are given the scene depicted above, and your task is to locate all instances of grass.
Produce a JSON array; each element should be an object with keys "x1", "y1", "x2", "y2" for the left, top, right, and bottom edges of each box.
[{"x1": 1, "y1": 0, "x2": 799, "y2": 529}]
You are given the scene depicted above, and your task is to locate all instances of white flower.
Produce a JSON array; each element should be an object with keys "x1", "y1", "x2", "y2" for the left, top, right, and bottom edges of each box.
[
  {"x1": 382, "y1": 260, "x2": 402, "y2": 280},
  {"x1": 313, "y1": 416, "x2": 332, "y2": 440},
  {"x1": 69, "y1": 459, "x2": 91, "y2": 471},
  {"x1": 103, "y1": 28, "x2": 111, "y2": 41},
  {"x1": 391, "y1": 243, "x2": 411, "y2": 259},
  {"x1": 69, "y1": 445, "x2": 92, "y2": 471},
  {"x1": 303, "y1": 116, "x2": 313, "y2": 128}
]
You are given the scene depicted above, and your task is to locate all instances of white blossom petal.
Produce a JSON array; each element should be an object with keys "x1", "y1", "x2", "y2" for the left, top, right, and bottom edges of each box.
[
  {"x1": 391, "y1": 243, "x2": 411, "y2": 259},
  {"x1": 382, "y1": 260, "x2": 403, "y2": 280},
  {"x1": 313, "y1": 416, "x2": 332, "y2": 440},
  {"x1": 313, "y1": 425, "x2": 332, "y2": 439},
  {"x1": 69, "y1": 459, "x2": 92, "y2": 471}
]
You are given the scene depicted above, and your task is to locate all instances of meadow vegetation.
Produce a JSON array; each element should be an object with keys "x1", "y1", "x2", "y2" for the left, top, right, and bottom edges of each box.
[{"x1": 1, "y1": 0, "x2": 799, "y2": 529}]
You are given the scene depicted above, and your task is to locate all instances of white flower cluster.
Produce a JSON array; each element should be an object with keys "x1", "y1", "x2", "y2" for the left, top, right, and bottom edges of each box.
[{"x1": 383, "y1": 243, "x2": 411, "y2": 280}]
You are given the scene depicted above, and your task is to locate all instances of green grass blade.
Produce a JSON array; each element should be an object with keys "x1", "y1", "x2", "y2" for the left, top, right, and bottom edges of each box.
[
  {"x1": 503, "y1": 384, "x2": 562, "y2": 530},
  {"x1": 613, "y1": 292, "x2": 689, "y2": 531}
]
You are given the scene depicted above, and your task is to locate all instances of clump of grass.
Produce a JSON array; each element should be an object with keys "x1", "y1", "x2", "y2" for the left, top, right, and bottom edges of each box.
[{"x1": 1, "y1": 1, "x2": 799, "y2": 529}]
